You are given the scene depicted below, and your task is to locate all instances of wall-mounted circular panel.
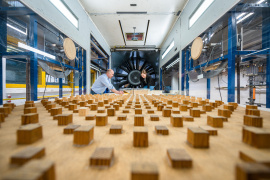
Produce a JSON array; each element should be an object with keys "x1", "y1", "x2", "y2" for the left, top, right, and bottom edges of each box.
[
  {"x1": 191, "y1": 37, "x2": 203, "y2": 60},
  {"x1": 63, "y1": 38, "x2": 76, "y2": 60},
  {"x1": 128, "y1": 70, "x2": 141, "y2": 86}
]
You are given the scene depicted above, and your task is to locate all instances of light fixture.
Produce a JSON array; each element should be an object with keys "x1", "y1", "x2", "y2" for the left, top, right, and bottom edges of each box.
[
  {"x1": 162, "y1": 40, "x2": 175, "y2": 59},
  {"x1": 237, "y1": 13, "x2": 254, "y2": 24},
  {"x1": 49, "y1": 0, "x2": 78, "y2": 28},
  {"x1": 257, "y1": 0, "x2": 265, "y2": 4},
  {"x1": 236, "y1": 13, "x2": 247, "y2": 20},
  {"x1": 7, "y1": 23, "x2": 27, "y2": 35},
  {"x1": 189, "y1": 0, "x2": 215, "y2": 28},
  {"x1": 18, "y1": 42, "x2": 56, "y2": 60}
]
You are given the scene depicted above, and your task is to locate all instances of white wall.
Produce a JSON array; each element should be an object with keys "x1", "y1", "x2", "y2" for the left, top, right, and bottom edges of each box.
[{"x1": 171, "y1": 72, "x2": 179, "y2": 90}]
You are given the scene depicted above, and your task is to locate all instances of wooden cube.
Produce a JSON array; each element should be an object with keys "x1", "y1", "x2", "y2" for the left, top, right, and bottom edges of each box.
[
  {"x1": 162, "y1": 108, "x2": 171, "y2": 117},
  {"x1": 182, "y1": 116, "x2": 194, "y2": 122},
  {"x1": 98, "y1": 101, "x2": 104, "y2": 107},
  {"x1": 79, "y1": 107, "x2": 89, "y2": 116},
  {"x1": 135, "y1": 108, "x2": 142, "y2": 114},
  {"x1": 85, "y1": 114, "x2": 96, "y2": 120},
  {"x1": 170, "y1": 115, "x2": 183, "y2": 127},
  {"x1": 24, "y1": 107, "x2": 37, "y2": 114},
  {"x1": 172, "y1": 101, "x2": 179, "y2": 108},
  {"x1": 150, "y1": 115, "x2": 159, "y2": 121},
  {"x1": 157, "y1": 105, "x2": 164, "y2": 111},
  {"x1": 182, "y1": 100, "x2": 190, "y2": 105},
  {"x1": 228, "y1": 102, "x2": 238, "y2": 109},
  {"x1": 207, "y1": 116, "x2": 224, "y2": 128},
  {"x1": 96, "y1": 114, "x2": 108, "y2": 126},
  {"x1": 199, "y1": 126, "x2": 218, "y2": 136},
  {"x1": 210, "y1": 102, "x2": 218, "y2": 108},
  {"x1": 45, "y1": 104, "x2": 56, "y2": 111},
  {"x1": 24, "y1": 103, "x2": 35, "y2": 108},
  {"x1": 97, "y1": 108, "x2": 106, "y2": 113},
  {"x1": 134, "y1": 115, "x2": 144, "y2": 126},
  {"x1": 202, "y1": 105, "x2": 212, "y2": 112},
  {"x1": 107, "y1": 108, "x2": 115, "y2": 116},
  {"x1": 187, "y1": 127, "x2": 209, "y2": 148},
  {"x1": 0, "y1": 113, "x2": 5, "y2": 122},
  {"x1": 90, "y1": 147, "x2": 114, "y2": 167},
  {"x1": 21, "y1": 113, "x2": 39, "y2": 125},
  {"x1": 91, "y1": 104, "x2": 98, "y2": 111},
  {"x1": 147, "y1": 110, "x2": 154, "y2": 114},
  {"x1": 68, "y1": 104, "x2": 77, "y2": 111},
  {"x1": 131, "y1": 162, "x2": 158, "y2": 180},
  {"x1": 246, "y1": 105, "x2": 258, "y2": 109},
  {"x1": 218, "y1": 109, "x2": 231, "y2": 118},
  {"x1": 113, "y1": 104, "x2": 120, "y2": 111},
  {"x1": 135, "y1": 104, "x2": 141, "y2": 108},
  {"x1": 235, "y1": 163, "x2": 270, "y2": 180},
  {"x1": 145, "y1": 106, "x2": 151, "y2": 109},
  {"x1": 167, "y1": 100, "x2": 173, "y2": 105},
  {"x1": 17, "y1": 124, "x2": 43, "y2": 144},
  {"x1": 88, "y1": 99, "x2": 94, "y2": 104},
  {"x1": 167, "y1": 149, "x2": 192, "y2": 168},
  {"x1": 1, "y1": 169, "x2": 43, "y2": 180},
  {"x1": 123, "y1": 109, "x2": 129, "y2": 113},
  {"x1": 242, "y1": 126, "x2": 270, "y2": 148},
  {"x1": 215, "y1": 100, "x2": 223, "y2": 106},
  {"x1": 155, "y1": 126, "x2": 168, "y2": 135},
  {"x1": 133, "y1": 127, "x2": 148, "y2": 147},
  {"x1": 172, "y1": 110, "x2": 180, "y2": 114},
  {"x1": 239, "y1": 151, "x2": 270, "y2": 167},
  {"x1": 179, "y1": 104, "x2": 188, "y2": 111},
  {"x1": 63, "y1": 124, "x2": 80, "y2": 134},
  {"x1": 79, "y1": 101, "x2": 87, "y2": 107},
  {"x1": 110, "y1": 125, "x2": 123, "y2": 134},
  {"x1": 73, "y1": 125, "x2": 94, "y2": 145},
  {"x1": 10, "y1": 146, "x2": 45, "y2": 166},
  {"x1": 189, "y1": 108, "x2": 200, "y2": 117},
  {"x1": 73, "y1": 109, "x2": 79, "y2": 113},
  {"x1": 62, "y1": 101, "x2": 69, "y2": 107},
  {"x1": 58, "y1": 114, "x2": 73, "y2": 125},
  {"x1": 190, "y1": 102, "x2": 198, "y2": 108},
  {"x1": 243, "y1": 115, "x2": 263, "y2": 127},
  {"x1": 50, "y1": 107, "x2": 62, "y2": 116},
  {"x1": 117, "y1": 115, "x2": 127, "y2": 121},
  {"x1": 245, "y1": 109, "x2": 260, "y2": 116},
  {"x1": 224, "y1": 104, "x2": 234, "y2": 112}
]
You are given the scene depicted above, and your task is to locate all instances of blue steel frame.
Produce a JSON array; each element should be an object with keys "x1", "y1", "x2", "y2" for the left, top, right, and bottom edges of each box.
[
  {"x1": 78, "y1": 48, "x2": 82, "y2": 95},
  {"x1": 181, "y1": 50, "x2": 185, "y2": 93},
  {"x1": 83, "y1": 49, "x2": 86, "y2": 94},
  {"x1": 59, "y1": 78, "x2": 62, "y2": 98},
  {"x1": 207, "y1": 78, "x2": 210, "y2": 99}
]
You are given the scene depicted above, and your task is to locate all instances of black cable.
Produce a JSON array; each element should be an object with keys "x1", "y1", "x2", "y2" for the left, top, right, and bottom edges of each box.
[{"x1": 218, "y1": 74, "x2": 222, "y2": 101}]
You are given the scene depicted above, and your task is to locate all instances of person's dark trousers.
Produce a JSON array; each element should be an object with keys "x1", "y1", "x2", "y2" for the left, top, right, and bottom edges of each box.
[{"x1": 91, "y1": 89, "x2": 97, "y2": 95}]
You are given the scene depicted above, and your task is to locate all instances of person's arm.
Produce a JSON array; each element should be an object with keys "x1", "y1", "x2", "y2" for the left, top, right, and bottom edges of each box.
[
  {"x1": 100, "y1": 76, "x2": 123, "y2": 94},
  {"x1": 110, "y1": 88, "x2": 124, "y2": 94}
]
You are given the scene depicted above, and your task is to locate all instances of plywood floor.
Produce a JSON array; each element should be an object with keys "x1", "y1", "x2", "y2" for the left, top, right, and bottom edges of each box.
[{"x1": 0, "y1": 98, "x2": 270, "y2": 180}]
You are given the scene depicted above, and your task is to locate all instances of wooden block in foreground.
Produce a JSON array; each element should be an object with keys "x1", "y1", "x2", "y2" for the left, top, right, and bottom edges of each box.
[
  {"x1": 172, "y1": 110, "x2": 180, "y2": 114},
  {"x1": 24, "y1": 107, "x2": 37, "y2": 114},
  {"x1": 79, "y1": 107, "x2": 89, "y2": 116},
  {"x1": 182, "y1": 116, "x2": 194, "y2": 122},
  {"x1": 224, "y1": 104, "x2": 234, "y2": 112},
  {"x1": 244, "y1": 115, "x2": 263, "y2": 127},
  {"x1": 218, "y1": 109, "x2": 231, "y2": 118},
  {"x1": 68, "y1": 104, "x2": 77, "y2": 111},
  {"x1": 91, "y1": 104, "x2": 98, "y2": 111},
  {"x1": 85, "y1": 114, "x2": 96, "y2": 120},
  {"x1": 10, "y1": 146, "x2": 45, "y2": 166},
  {"x1": 73, "y1": 125, "x2": 94, "y2": 145},
  {"x1": 21, "y1": 113, "x2": 39, "y2": 125},
  {"x1": 0, "y1": 113, "x2": 5, "y2": 122},
  {"x1": 150, "y1": 115, "x2": 159, "y2": 121},
  {"x1": 113, "y1": 104, "x2": 119, "y2": 111},
  {"x1": 63, "y1": 124, "x2": 80, "y2": 134},
  {"x1": 58, "y1": 114, "x2": 73, "y2": 125},
  {"x1": 134, "y1": 115, "x2": 144, "y2": 126},
  {"x1": 97, "y1": 108, "x2": 106, "y2": 113},
  {"x1": 246, "y1": 105, "x2": 258, "y2": 109},
  {"x1": 96, "y1": 114, "x2": 108, "y2": 126},
  {"x1": 50, "y1": 107, "x2": 62, "y2": 116},
  {"x1": 107, "y1": 108, "x2": 115, "y2": 116},
  {"x1": 110, "y1": 125, "x2": 122, "y2": 134},
  {"x1": 155, "y1": 126, "x2": 169, "y2": 135},
  {"x1": 167, "y1": 148, "x2": 192, "y2": 168},
  {"x1": 189, "y1": 108, "x2": 200, "y2": 117},
  {"x1": 162, "y1": 108, "x2": 171, "y2": 117},
  {"x1": 147, "y1": 110, "x2": 154, "y2": 114},
  {"x1": 207, "y1": 116, "x2": 225, "y2": 128},
  {"x1": 235, "y1": 162, "x2": 270, "y2": 180},
  {"x1": 17, "y1": 124, "x2": 43, "y2": 144},
  {"x1": 199, "y1": 126, "x2": 218, "y2": 136},
  {"x1": 170, "y1": 115, "x2": 183, "y2": 127},
  {"x1": 239, "y1": 151, "x2": 270, "y2": 168},
  {"x1": 131, "y1": 162, "x2": 158, "y2": 180},
  {"x1": 242, "y1": 126, "x2": 270, "y2": 148},
  {"x1": 228, "y1": 102, "x2": 238, "y2": 109},
  {"x1": 179, "y1": 104, "x2": 188, "y2": 111},
  {"x1": 123, "y1": 109, "x2": 129, "y2": 113},
  {"x1": 187, "y1": 127, "x2": 209, "y2": 148},
  {"x1": 245, "y1": 109, "x2": 260, "y2": 116},
  {"x1": 202, "y1": 105, "x2": 212, "y2": 112},
  {"x1": 90, "y1": 147, "x2": 114, "y2": 167},
  {"x1": 117, "y1": 115, "x2": 127, "y2": 121},
  {"x1": 157, "y1": 105, "x2": 164, "y2": 111},
  {"x1": 133, "y1": 127, "x2": 148, "y2": 147},
  {"x1": 135, "y1": 108, "x2": 142, "y2": 114}
]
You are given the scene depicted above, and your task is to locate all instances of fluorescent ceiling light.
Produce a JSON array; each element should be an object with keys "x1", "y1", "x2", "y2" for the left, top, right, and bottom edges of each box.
[
  {"x1": 7, "y1": 23, "x2": 27, "y2": 35},
  {"x1": 257, "y1": 0, "x2": 265, "y2": 4},
  {"x1": 189, "y1": 0, "x2": 215, "y2": 28},
  {"x1": 49, "y1": 0, "x2": 78, "y2": 28},
  {"x1": 236, "y1": 13, "x2": 246, "y2": 20},
  {"x1": 18, "y1": 42, "x2": 56, "y2": 60},
  {"x1": 162, "y1": 41, "x2": 174, "y2": 59},
  {"x1": 237, "y1": 13, "x2": 254, "y2": 24}
]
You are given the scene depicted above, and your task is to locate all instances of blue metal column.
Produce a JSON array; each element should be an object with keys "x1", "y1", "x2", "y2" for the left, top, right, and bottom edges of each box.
[
  {"x1": 29, "y1": 16, "x2": 38, "y2": 101},
  {"x1": 181, "y1": 50, "x2": 185, "y2": 93},
  {"x1": 185, "y1": 50, "x2": 189, "y2": 96},
  {"x1": 160, "y1": 68, "x2": 162, "y2": 90},
  {"x1": 83, "y1": 49, "x2": 86, "y2": 94},
  {"x1": 0, "y1": 3, "x2": 7, "y2": 105},
  {"x1": 79, "y1": 48, "x2": 82, "y2": 95},
  {"x1": 227, "y1": 13, "x2": 237, "y2": 102},
  {"x1": 262, "y1": 3, "x2": 270, "y2": 108},
  {"x1": 59, "y1": 78, "x2": 62, "y2": 98},
  {"x1": 207, "y1": 78, "x2": 210, "y2": 99}
]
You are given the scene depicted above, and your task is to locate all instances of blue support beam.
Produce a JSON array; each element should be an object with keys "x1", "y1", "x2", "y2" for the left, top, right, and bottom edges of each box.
[
  {"x1": 83, "y1": 49, "x2": 86, "y2": 94},
  {"x1": 193, "y1": 55, "x2": 228, "y2": 70},
  {"x1": 79, "y1": 49, "x2": 82, "y2": 95},
  {"x1": 236, "y1": 49, "x2": 270, "y2": 56},
  {"x1": 185, "y1": 50, "x2": 189, "y2": 96},
  {"x1": 262, "y1": 3, "x2": 270, "y2": 108},
  {"x1": 29, "y1": 16, "x2": 38, "y2": 101},
  {"x1": 227, "y1": 13, "x2": 237, "y2": 102},
  {"x1": 59, "y1": 78, "x2": 62, "y2": 98},
  {"x1": 207, "y1": 78, "x2": 210, "y2": 99},
  {"x1": 181, "y1": 50, "x2": 185, "y2": 93},
  {"x1": 0, "y1": 7, "x2": 35, "y2": 16},
  {"x1": 160, "y1": 68, "x2": 162, "y2": 90}
]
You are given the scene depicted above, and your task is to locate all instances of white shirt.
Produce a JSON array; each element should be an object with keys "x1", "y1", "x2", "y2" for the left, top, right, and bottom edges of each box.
[{"x1": 91, "y1": 74, "x2": 115, "y2": 94}]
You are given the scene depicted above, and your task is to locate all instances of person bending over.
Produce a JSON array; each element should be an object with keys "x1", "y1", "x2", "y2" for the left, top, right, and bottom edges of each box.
[
  {"x1": 140, "y1": 69, "x2": 155, "y2": 90},
  {"x1": 91, "y1": 69, "x2": 124, "y2": 95}
]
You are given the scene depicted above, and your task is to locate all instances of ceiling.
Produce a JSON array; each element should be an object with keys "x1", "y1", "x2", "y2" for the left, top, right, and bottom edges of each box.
[{"x1": 79, "y1": 0, "x2": 188, "y2": 48}]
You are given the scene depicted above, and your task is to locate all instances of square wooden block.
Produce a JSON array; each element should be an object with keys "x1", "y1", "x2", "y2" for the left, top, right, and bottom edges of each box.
[
  {"x1": 79, "y1": 101, "x2": 87, "y2": 107},
  {"x1": 224, "y1": 104, "x2": 234, "y2": 112},
  {"x1": 45, "y1": 104, "x2": 56, "y2": 111},
  {"x1": 21, "y1": 113, "x2": 39, "y2": 125},
  {"x1": 117, "y1": 115, "x2": 127, "y2": 121},
  {"x1": 210, "y1": 102, "x2": 218, "y2": 108},
  {"x1": 123, "y1": 109, "x2": 129, "y2": 113},
  {"x1": 150, "y1": 115, "x2": 159, "y2": 121},
  {"x1": 183, "y1": 116, "x2": 194, "y2": 122},
  {"x1": 189, "y1": 108, "x2": 200, "y2": 117},
  {"x1": 110, "y1": 125, "x2": 123, "y2": 134},
  {"x1": 187, "y1": 127, "x2": 209, "y2": 148},
  {"x1": 243, "y1": 115, "x2": 263, "y2": 127},
  {"x1": 172, "y1": 101, "x2": 179, "y2": 108},
  {"x1": 170, "y1": 115, "x2": 183, "y2": 127},
  {"x1": 207, "y1": 116, "x2": 225, "y2": 128},
  {"x1": 85, "y1": 114, "x2": 96, "y2": 120},
  {"x1": 50, "y1": 107, "x2": 62, "y2": 116},
  {"x1": 147, "y1": 110, "x2": 154, "y2": 114},
  {"x1": 179, "y1": 104, "x2": 188, "y2": 111},
  {"x1": 107, "y1": 108, "x2": 115, "y2": 116},
  {"x1": 0, "y1": 113, "x2": 5, "y2": 122},
  {"x1": 167, "y1": 148, "x2": 192, "y2": 168},
  {"x1": 235, "y1": 163, "x2": 270, "y2": 180},
  {"x1": 202, "y1": 105, "x2": 212, "y2": 112},
  {"x1": 68, "y1": 104, "x2": 77, "y2": 111},
  {"x1": 182, "y1": 100, "x2": 190, "y2": 105},
  {"x1": 199, "y1": 126, "x2": 218, "y2": 136},
  {"x1": 10, "y1": 146, "x2": 45, "y2": 166},
  {"x1": 73, "y1": 125, "x2": 94, "y2": 145},
  {"x1": 98, "y1": 101, "x2": 104, "y2": 107},
  {"x1": 162, "y1": 108, "x2": 171, "y2": 117},
  {"x1": 24, "y1": 107, "x2": 37, "y2": 114},
  {"x1": 135, "y1": 104, "x2": 141, "y2": 108},
  {"x1": 190, "y1": 102, "x2": 198, "y2": 108},
  {"x1": 246, "y1": 105, "x2": 258, "y2": 109},
  {"x1": 131, "y1": 162, "x2": 158, "y2": 180},
  {"x1": 133, "y1": 127, "x2": 148, "y2": 147},
  {"x1": 96, "y1": 114, "x2": 108, "y2": 126},
  {"x1": 228, "y1": 102, "x2": 238, "y2": 109},
  {"x1": 62, "y1": 101, "x2": 69, "y2": 107},
  {"x1": 88, "y1": 99, "x2": 94, "y2": 104},
  {"x1": 172, "y1": 110, "x2": 180, "y2": 114},
  {"x1": 135, "y1": 108, "x2": 142, "y2": 114},
  {"x1": 90, "y1": 147, "x2": 114, "y2": 167},
  {"x1": 145, "y1": 106, "x2": 151, "y2": 109},
  {"x1": 97, "y1": 108, "x2": 106, "y2": 113},
  {"x1": 155, "y1": 126, "x2": 168, "y2": 135},
  {"x1": 242, "y1": 126, "x2": 270, "y2": 148},
  {"x1": 167, "y1": 100, "x2": 173, "y2": 105},
  {"x1": 134, "y1": 115, "x2": 144, "y2": 126},
  {"x1": 17, "y1": 124, "x2": 43, "y2": 144},
  {"x1": 218, "y1": 109, "x2": 231, "y2": 118},
  {"x1": 58, "y1": 114, "x2": 73, "y2": 126},
  {"x1": 91, "y1": 104, "x2": 98, "y2": 111},
  {"x1": 215, "y1": 100, "x2": 223, "y2": 106},
  {"x1": 157, "y1": 105, "x2": 164, "y2": 111},
  {"x1": 113, "y1": 104, "x2": 120, "y2": 111},
  {"x1": 63, "y1": 124, "x2": 81, "y2": 134},
  {"x1": 245, "y1": 109, "x2": 260, "y2": 116}
]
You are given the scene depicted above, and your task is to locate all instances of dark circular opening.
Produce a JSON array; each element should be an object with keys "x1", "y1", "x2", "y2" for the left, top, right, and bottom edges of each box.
[{"x1": 128, "y1": 70, "x2": 141, "y2": 86}]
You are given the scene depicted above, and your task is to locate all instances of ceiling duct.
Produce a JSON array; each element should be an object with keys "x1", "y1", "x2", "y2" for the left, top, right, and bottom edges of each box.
[
  {"x1": 38, "y1": 60, "x2": 72, "y2": 78},
  {"x1": 91, "y1": 40, "x2": 107, "y2": 59},
  {"x1": 116, "y1": 12, "x2": 147, "y2": 14}
]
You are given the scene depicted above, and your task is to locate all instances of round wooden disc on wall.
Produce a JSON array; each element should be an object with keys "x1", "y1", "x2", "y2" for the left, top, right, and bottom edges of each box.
[
  {"x1": 63, "y1": 38, "x2": 76, "y2": 60},
  {"x1": 191, "y1": 37, "x2": 203, "y2": 60}
]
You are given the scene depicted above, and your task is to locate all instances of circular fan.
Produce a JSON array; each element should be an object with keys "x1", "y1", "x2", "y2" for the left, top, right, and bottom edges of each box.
[
  {"x1": 191, "y1": 37, "x2": 203, "y2": 60},
  {"x1": 128, "y1": 70, "x2": 141, "y2": 86}
]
